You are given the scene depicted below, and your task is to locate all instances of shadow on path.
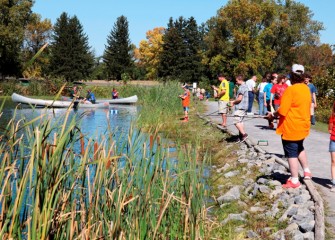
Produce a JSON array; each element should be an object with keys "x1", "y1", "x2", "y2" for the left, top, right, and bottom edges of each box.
[{"x1": 312, "y1": 176, "x2": 332, "y2": 189}]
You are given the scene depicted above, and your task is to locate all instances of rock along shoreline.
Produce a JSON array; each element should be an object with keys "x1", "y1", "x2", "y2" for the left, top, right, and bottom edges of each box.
[{"x1": 198, "y1": 113, "x2": 325, "y2": 240}]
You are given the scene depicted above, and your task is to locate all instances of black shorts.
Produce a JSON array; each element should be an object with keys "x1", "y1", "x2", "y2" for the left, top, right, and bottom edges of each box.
[{"x1": 282, "y1": 139, "x2": 305, "y2": 158}]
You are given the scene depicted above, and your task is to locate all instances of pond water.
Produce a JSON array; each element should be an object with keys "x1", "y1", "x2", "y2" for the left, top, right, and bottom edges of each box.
[{"x1": 0, "y1": 100, "x2": 138, "y2": 139}]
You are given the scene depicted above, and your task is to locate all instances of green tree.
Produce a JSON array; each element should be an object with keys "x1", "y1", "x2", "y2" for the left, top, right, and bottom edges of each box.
[
  {"x1": 158, "y1": 17, "x2": 203, "y2": 82},
  {"x1": 158, "y1": 18, "x2": 184, "y2": 80},
  {"x1": 0, "y1": 0, "x2": 33, "y2": 79},
  {"x1": 90, "y1": 56, "x2": 107, "y2": 80},
  {"x1": 203, "y1": 0, "x2": 323, "y2": 77},
  {"x1": 103, "y1": 15, "x2": 133, "y2": 80},
  {"x1": 48, "y1": 12, "x2": 94, "y2": 82},
  {"x1": 182, "y1": 17, "x2": 203, "y2": 82}
]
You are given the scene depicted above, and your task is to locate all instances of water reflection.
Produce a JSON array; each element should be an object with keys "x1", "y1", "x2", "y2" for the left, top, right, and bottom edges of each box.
[{"x1": 1, "y1": 104, "x2": 138, "y2": 138}]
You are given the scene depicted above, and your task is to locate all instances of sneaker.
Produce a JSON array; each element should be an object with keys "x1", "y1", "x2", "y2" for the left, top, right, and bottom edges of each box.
[
  {"x1": 269, "y1": 123, "x2": 274, "y2": 129},
  {"x1": 304, "y1": 171, "x2": 312, "y2": 180},
  {"x1": 283, "y1": 179, "x2": 301, "y2": 189},
  {"x1": 330, "y1": 185, "x2": 335, "y2": 192},
  {"x1": 235, "y1": 135, "x2": 242, "y2": 143},
  {"x1": 181, "y1": 117, "x2": 189, "y2": 122},
  {"x1": 247, "y1": 112, "x2": 254, "y2": 116},
  {"x1": 240, "y1": 133, "x2": 248, "y2": 143}
]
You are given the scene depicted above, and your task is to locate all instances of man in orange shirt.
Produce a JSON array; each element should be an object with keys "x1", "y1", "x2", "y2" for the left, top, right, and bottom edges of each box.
[
  {"x1": 267, "y1": 64, "x2": 312, "y2": 188},
  {"x1": 179, "y1": 83, "x2": 191, "y2": 122}
]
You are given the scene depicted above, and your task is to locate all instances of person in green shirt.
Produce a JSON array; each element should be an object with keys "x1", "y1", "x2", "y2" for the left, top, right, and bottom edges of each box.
[
  {"x1": 228, "y1": 77, "x2": 235, "y2": 100},
  {"x1": 212, "y1": 73, "x2": 230, "y2": 127}
]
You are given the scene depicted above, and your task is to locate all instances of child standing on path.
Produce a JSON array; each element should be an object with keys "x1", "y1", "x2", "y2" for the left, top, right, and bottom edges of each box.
[
  {"x1": 270, "y1": 74, "x2": 288, "y2": 111},
  {"x1": 179, "y1": 84, "x2": 191, "y2": 122},
  {"x1": 257, "y1": 77, "x2": 268, "y2": 116},
  {"x1": 328, "y1": 102, "x2": 335, "y2": 192},
  {"x1": 266, "y1": 64, "x2": 312, "y2": 189},
  {"x1": 229, "y1": 75, "x2": 249, "y2": 143},
  {"x1": 264, "y1": 76, "x2": 278, "y2": 129}
]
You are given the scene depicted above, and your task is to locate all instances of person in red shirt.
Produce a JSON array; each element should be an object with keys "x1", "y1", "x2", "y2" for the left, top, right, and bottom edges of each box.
[
  {"x1": 270, "y1": 74, "x2": 288, "y2": 111},
  {"x1": 328, "y1": 102, "x2": 335, "y2": 192},
  {"x1": 112, "y1": 88, "x2": 119, "y2": 99},
  {"x1": 179, "y1": 83, "x2": 191, "y2": 122}
]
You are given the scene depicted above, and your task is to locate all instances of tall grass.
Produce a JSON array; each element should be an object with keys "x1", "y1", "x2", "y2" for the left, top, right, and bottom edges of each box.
[
  {"x1": 0, "y1": 101, "x2": 207, "y2": 239},
  {"x1": 89, "y1": 82, "x2": 189, "y2": 135}
]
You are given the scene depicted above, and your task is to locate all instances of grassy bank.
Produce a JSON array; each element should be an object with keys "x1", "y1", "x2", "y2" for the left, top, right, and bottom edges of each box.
[{"x1": 0, "y1": 83, "x2": 223, "y2": 239}]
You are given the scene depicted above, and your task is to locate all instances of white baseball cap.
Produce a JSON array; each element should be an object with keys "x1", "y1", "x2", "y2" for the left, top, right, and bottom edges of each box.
[{"x1": 292, "y1": 64, "x2": 304, "y2": 75}]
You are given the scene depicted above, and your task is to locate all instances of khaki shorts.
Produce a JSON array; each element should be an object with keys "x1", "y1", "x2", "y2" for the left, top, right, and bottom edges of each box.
[
  {"x1": 233, "y1": 110, "x2": 246, "y2": 124},
  {"x1": 218, "y1": 101, "x2": 229, "y2": 114}
]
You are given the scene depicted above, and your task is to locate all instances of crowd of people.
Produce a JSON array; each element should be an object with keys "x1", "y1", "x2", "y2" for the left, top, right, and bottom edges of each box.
[{"x1": 179, "y1": 64, "x2": 335, "y2": 191}]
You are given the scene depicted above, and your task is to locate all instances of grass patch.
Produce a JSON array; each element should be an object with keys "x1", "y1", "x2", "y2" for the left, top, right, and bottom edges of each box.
[{"x1": 312, "y1": 120, "x2": 329, "y2": 133}]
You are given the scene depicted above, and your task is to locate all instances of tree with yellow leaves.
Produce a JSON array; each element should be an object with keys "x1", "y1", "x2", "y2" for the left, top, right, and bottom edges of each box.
[
  {"x1": 134, "y1": 27, "x2": 165, "y2": 80},
  {"x1": 22, "y1": 13, "x2": 52, "y2": 78}
]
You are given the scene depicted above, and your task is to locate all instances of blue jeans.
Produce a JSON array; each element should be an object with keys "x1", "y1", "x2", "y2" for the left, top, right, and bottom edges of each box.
[
  {"x1": 247, "y1": 91, "x2": 254, "y2": 113},
  {"x1": 258, "y1": 92, "x2": 266, "y2": 115}
]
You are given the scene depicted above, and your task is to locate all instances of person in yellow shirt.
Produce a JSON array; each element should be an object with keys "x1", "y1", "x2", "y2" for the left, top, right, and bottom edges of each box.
[
  {"x1": 267, "y1": 64, "x2": 312, "y2": 189},
  {"x1": 212, "y1": 73, "x2": 230, "y2": 127}
]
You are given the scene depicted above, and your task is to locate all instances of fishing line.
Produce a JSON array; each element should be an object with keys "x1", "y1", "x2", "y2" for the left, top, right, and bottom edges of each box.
[
  {"x1": 203, "y1": 105, "x2": 231, "y2": 117},
  {"x1": 220, "y1": 115, "x2": 267, "y2": 128}
]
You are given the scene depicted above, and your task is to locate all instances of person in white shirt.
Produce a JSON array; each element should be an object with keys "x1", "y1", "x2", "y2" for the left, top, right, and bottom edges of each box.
[
  {"x1": 245, "y1": 75, "x2": 257, "y2": 114},
  {"x1": 286, "y1": 74, "x2": 292, "y2": 86},
  {"x1": 257, "y1": 77, "x2": 268, "y2": 116}
]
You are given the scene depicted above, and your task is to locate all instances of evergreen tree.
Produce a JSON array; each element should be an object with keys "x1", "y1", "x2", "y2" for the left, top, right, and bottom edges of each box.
[
  {"x1": 0, "y1": 0, "x2": 33, "y2": 79},
  {"x1": 158, "y1": 17, "x2": 203, "y2": 82},
  {"x1": 104, "y1": 15, "x2": 133, "y2": 80},
  {"x1": 158, "y1": 18, "x2": 184, "y2": 80},
  {"x1": 182, "y1": 17, "x2": 203, "y2": 82},
  {"x1": 49, "y1": 12, "x2": 94, "y2": 82}
]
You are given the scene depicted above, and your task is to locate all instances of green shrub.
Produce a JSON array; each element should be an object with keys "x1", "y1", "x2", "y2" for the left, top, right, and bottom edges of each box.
[
  {"x1": 0, "y1": 80, "x2": 20, "y2": 95},
  {"x1": 316, "y1": 97, "x2": 334, "y2": 123}
]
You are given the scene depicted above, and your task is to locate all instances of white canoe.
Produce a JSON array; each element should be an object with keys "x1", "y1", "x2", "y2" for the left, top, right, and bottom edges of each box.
[
  {"x1": 61, "y1": 95, "x2": 138, "y2": 104},
  {"x1": 11, "y1": 93, "x2": 109, "y2": 109}
]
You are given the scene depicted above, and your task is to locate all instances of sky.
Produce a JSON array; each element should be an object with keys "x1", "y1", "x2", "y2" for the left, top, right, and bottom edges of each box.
[{"x1": 32, "y1": 0, "x2": 334, "y2": 57}]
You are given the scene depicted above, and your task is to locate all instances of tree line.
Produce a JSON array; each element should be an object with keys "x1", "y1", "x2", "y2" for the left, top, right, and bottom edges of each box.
[{"x1": 1, "y1": 0, "x2": 334, "y2": 95}]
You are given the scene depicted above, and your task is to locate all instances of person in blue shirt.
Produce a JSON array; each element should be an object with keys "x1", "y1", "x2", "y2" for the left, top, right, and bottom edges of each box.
[
  {"x1": 304, "y1": 73, "x2": 317, "y2": 125},
  {"x1": 85, "y1": 89, "x2": 96, "y2": 104},
  {"x1": 263, "y1": 75, "x2": 277, "y2": 128}
]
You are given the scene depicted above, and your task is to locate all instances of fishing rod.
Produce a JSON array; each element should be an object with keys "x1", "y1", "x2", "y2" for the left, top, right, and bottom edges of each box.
[
  {"x1": 203, "y1": 109, "x2": 219, "y2": 117},
  {"x1": 203, "y1": 105, "x2": 232, "y2": 117},
  {"x1": 221, "y1": 115, "x2": 268, "y2": 128}
]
